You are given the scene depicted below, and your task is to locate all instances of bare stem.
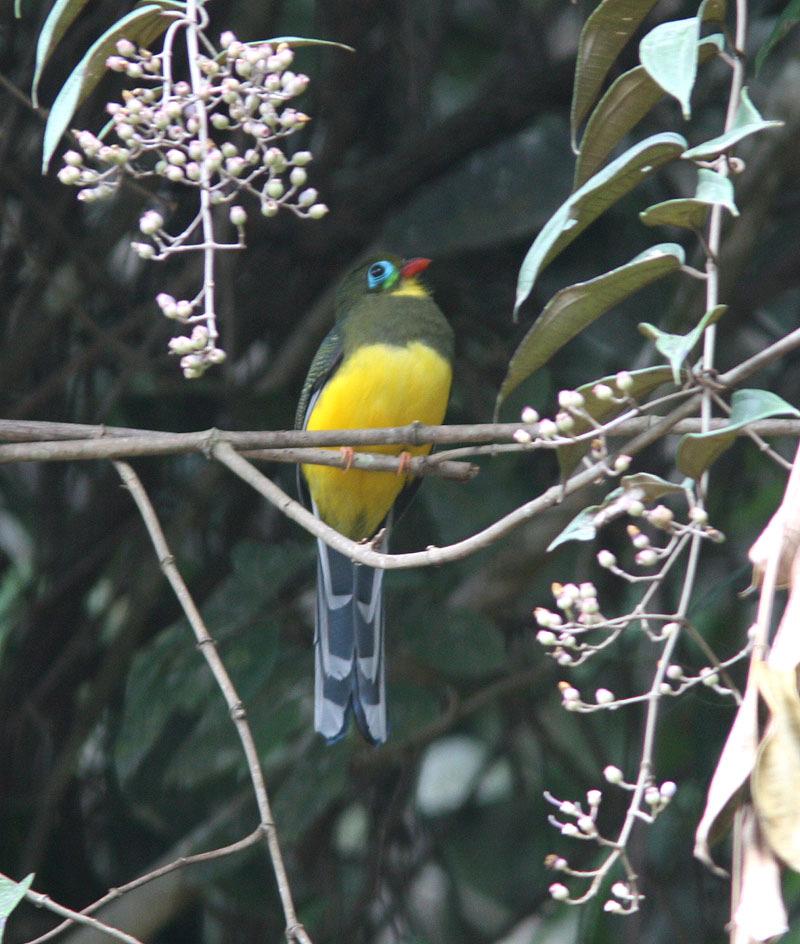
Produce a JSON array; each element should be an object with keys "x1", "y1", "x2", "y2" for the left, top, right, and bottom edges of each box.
[{"x1": 113, "y1": 462, "x2": 311, "y2": 944}]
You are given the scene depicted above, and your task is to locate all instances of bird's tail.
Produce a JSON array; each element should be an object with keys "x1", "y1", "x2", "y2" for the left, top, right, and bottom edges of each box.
[{"x1": 314, "y1": 537, "x2": 387, "y2": 744}]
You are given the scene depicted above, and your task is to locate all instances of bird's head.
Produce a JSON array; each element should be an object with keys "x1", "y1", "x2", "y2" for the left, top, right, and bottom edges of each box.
[{"x1": 336, "y1": 254, "x2": 432, "y2": 315}]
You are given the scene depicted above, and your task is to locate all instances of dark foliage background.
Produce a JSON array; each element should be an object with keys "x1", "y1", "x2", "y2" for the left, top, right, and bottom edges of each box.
[{"x1": 2, "y1": 1, "x2": 800, "y2": 942}]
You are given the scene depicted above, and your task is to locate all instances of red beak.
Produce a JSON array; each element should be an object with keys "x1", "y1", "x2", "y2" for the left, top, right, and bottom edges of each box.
[{"x1": 400, "y1": 257, "x2": 431, "y2": 279}]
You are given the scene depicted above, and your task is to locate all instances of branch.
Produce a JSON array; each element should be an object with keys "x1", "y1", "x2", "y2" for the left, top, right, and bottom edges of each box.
[{"x1": 113, "y1": 462, "x2": 311, "y2": 944}]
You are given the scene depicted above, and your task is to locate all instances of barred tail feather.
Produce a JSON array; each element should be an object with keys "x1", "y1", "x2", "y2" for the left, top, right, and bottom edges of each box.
[{"x1": 314, "y1": 537, "x2": 387, "y2": 744}]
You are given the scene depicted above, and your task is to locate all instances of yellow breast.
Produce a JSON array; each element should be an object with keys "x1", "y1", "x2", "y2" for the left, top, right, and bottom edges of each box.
[{"x1": 303, "y1": 341, "x2": 452, "y2": 540}]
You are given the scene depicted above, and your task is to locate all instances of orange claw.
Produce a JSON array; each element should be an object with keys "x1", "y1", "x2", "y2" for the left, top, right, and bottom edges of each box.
[
  {"x1": 340, "y1": 446, "x2": 355, "y2": 470},
  {"x1": 396, "y1": 450, "x2": 413, "y2": 476}
]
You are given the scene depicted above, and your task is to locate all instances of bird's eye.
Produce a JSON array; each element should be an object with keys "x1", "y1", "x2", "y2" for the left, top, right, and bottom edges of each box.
[{"x1": 367, "y1": 260, "x2": 396, "y2": 290}]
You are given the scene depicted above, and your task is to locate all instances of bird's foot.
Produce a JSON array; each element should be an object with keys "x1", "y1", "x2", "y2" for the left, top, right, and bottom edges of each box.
[
  {"x1": 396, "y1": 450, "x2": 413, "y2": 476},
  {"x1": 339, "y1": 446, "x2": 355, "y2": 470}
]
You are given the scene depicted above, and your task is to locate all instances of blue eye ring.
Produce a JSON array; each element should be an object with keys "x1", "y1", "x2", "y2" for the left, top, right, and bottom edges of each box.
[{"x1": 367, "y1": 260, "x2": 397, "y2": 290}]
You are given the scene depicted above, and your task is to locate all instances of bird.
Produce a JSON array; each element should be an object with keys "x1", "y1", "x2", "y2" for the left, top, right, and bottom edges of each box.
[{"x1": 295, "y1": 253, "x2": 454, "y2": 744}]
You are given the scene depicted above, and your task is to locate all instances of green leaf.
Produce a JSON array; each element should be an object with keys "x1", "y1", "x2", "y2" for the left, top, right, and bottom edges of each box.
[
  {"x1": 515, "y1": 133, "x2": 686, "y2": 317},
  {"x1": 501, "y1": 244, "x2": 684, "y2": 410},
  {"x1": 570, "y1": 0, "x2": 661, "y2": 148},
  {"x1": 683, "y1": 87, "x2": 784, "y2": 161},
  {"x1": 639, "y1": 17, "x2": 701, "y2": 120},
  {"x1": 548, "y1": 473, "x2": 683, "y2": 550},
  {"x1": 574, "y1": 36, "x2": 722, "y2": 189},
  {"x1": 756, "y1": 0, "x2": 800, "y2": 74},
  {"x1": 619, "y1": 472, "x2": 684, "y2": 502},
  {"x1": 548, "y1": 502, "x2": 609, "y2": 550},
  {"x1": 262, "y1": 36, "x2": 355, "y2": 52},
  {"x1": 639, "y1": 305, "x2": 726, "y2": 384},
  {"x1": 41, "y1": 4, "x2": 173, "y2": 172},
  {"x1": 677, "y1": 389, "x2": 800, "y2": 479},
  {"x1": 14, "y1": 0, "x2": 23, "y2": 17},
  {"x1": 640, "y1": 167, "x2": 739, "y2": 230},
  {"x1": 32, "y1": 0, "x2": 92, "y2": 107},
  {"x1": 698, "y1": 0, "x2": 727, "y2": 23},
  {"x1": 557, "y1": 366, "x2": 676, "y2": 476},
  {"x1": 0, "y1": 873, "x2": 34, "y2": 941},
  {"x1": 411, "y1": 610, "x2": 507, "y2": 679}
]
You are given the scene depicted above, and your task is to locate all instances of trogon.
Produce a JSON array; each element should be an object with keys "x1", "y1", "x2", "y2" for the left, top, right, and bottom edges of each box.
[{"x1": 296, "y1": 254, "x2": 454, "y2": 744}]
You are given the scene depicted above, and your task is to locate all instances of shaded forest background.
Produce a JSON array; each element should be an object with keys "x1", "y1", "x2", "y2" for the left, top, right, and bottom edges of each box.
[{"x1": 3, "y1": 0, "x2": 800, "y2": 942}]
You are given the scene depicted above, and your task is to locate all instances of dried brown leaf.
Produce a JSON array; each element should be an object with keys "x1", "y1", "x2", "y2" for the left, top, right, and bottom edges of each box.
[{"x1": 731, "y1": 805, "x2": 788, "y2": 944}]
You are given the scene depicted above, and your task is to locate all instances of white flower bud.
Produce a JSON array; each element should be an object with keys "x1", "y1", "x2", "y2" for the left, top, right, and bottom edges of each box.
[
  {"x1": 604, "y1": 900, "x2": 623, "y2": 913},
  {"x1": 139, "y1": 211, "x2": 164, "y2": 235},
  {"x1": 63, "y1": 150, "x2": 83, "y2": 167},
  {"x1": 261, "y1": 199, "x2": 279, "y2": 217},
  {"x1": 627, "y1": 499, "x2": 644, "y2": 517},
  {"x1": 561, "y1": 686, "x2": 580, "y2": 703},
  {"x1": 558, "y1": 389, "x2": 585, "y2": 410},
  {"x1": 207, "y1": 347, "x2": 227, "y2": 364},
  {"x1": 538, "y1": 418, "x2": 558, "y2": 439},
  {"x1": 592, "y1": 383, "x2": 614, "y2": 401},
  {"x1": 307, "y1": 203, "x2": 329, "y2": 219},
  {"x1": 555, "y1": 411, "x2": 575, "y2": 434},
  {"x1": 126, "y1": 63, "x2": 143, "y2": 79},
  {"x1": 577, "y1": 815, "x2": 595, "y2": 833},
  {"x1": 536, "y1": 630, "x2": 557, "y2": 646},
  {"x1": 289, "y1": 166, "x2": 307, "y2": 187},
  {"x1": 700, "y1": 667, "x2": 719, "y2": 686},
  {"x1": 131, "y1": 242, "x2": 155, "y2": 259},
  {"x1": 663, "y1": 621, "x2": 680, "y2": 636},
  {"x1": 176, "y1": 300, "x2": 193, "y2": 320},
  {"x1": 635, "y1": 549, "x2": 658, "y2": 567},
  {"x1": 190, "y1": 326, "x2": 209, "y2": 348},
  {"x1": 649, "y1": 504, "x2": 674, "y2": 529},
  {"x1": 595, "y1": 688, "x2": 614, "y2": 705},
  {"x1": 513, "y1": 428, "x2": 532, "y2": 444},
  {"x1": 660, "y1": 781, "x2": 676, "y2": 799},
  {"x1": 603, "y1": 765, "x2": 623, "y2": 784},
  {"x1": 689, "y1": 506, "x2": 708, "y2": 525},
  {"x1": 597, "y1": 550, "x2": 616, "y2": 569},
  {"x1": 586, "y1": 789, "x2": 601, "y2": 807},
  {"x1": 266, "y1": 179, "x2": 285, "y2": 199},
  {"x1": 116, "y1": 39, "x2": 136, "y2": 57},
  {"x1": 560, "y1": 823, "x2": 579, "y2": 836},
  {"x1": 611, "y1": 882, "x2": 630, "y2": 899},
  {"x1": 230, "y1": 205, "x2": 247, "y2": 227},
  {"x1": 666, "y1": 664, "x2": 682, "y2": 680},
  {"x1": 298, "y1": 187, "x2": 318, "y2": 207},
  {"x1": 58, "y1": 165, "x2": 81, "y2": 185},
  {"x1": 632, "y1": 533, "x2": 650, "y2": 550},
  {"x1": 521, "y1": 406, "x2": 539, "y2": 424},
  {"x1": 559, "y1": 801, "x2": 578, "y2": 816},
  {"x1": 549, "y1": 883, "x2": 569, "y2": 901},
  {"x1": 613, "y1": 454, "x2": 632, "y2": 473},
  {"x1": 644, "y1": 786, "x2": 661, "y2": 806},
  {"x1": 169, "y1": 336, "x2": 195, "y2": 355},
  {"x1": 292, "y1": 150, "x2": 313, "y2": 166},
  {"x1": 615, "y1": 370, "x2": 634, "y2": 393}
]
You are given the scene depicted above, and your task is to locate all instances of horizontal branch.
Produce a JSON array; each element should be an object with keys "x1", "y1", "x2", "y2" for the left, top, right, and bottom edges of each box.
[{"x1": 1, "y1": 418, "x2": 799, "y2": 468}]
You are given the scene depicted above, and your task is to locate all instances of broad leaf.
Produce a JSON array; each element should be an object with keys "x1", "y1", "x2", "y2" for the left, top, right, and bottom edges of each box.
[
  {"x1": 755, "y1": 0, "x2": 800, "y2": 73},
  {"x1": 558, "y1": 366, "x2": 675, "y2": 476},
  {"x1": 574, "y1": 36, "x2": 721, "y2": 189},
  {"x1": 570, "y1": 0, "x2": 661, "y2": 148},
  {"x1": 547, "y1": 474, "x2": 681, "y2": 549},
  {"x1": 0, "y1": 874, "x2": 33, "y2": 942},
  {"x1": 683, "y1": 87, "x2": 784, "y2": 161},
  {"x1": 619, "y1": 471, "x2": 684, "y2": 502},
  {"x1": 640, "y1": 167, "x2": 738, "y2": 230},
  {"x1": 639, "y1": 17, "x2": 700, "y2": 120},
  {"x1": 677, "y1": 389, "x2": 800, "y2": 479},
  {"x1": 501, "y1": 244, "x2": 684, "y2": 410},
  {"x1": 752, "y1": 663, "x2": 800, "y2": 871},
  {"x1": 639, "y1": 304, "x2": 727, "y2": 384},
  {"x1": 548, "y1": 499, "x2": 616, "y2": 551},
  {"x1": 42, "y1": 4, "x2": 173, "y2": 172},
  {"x1": 32, "y1": 0, "x2": 92, "y2": 107},
  {"x1": 514, "y1": 133, "x2": 686, "y2": 316}
]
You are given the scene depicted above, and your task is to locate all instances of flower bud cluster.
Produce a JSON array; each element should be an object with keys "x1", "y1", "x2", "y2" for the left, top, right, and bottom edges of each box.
[
  {"x1": 60, "y1": 35, "x2": 328, "y2": 221},
  {"x1": 57, "y1": 30, "x2": 331, "y2": 378}
]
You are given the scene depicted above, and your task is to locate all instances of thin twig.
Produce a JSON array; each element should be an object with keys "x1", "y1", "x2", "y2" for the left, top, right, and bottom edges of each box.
[
  {"x1": 113, "y1": 462, "x2": 312, "y2": 944},
  {"x1": 23, "y1": 828, "x2": 264, "y2": 944}
]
